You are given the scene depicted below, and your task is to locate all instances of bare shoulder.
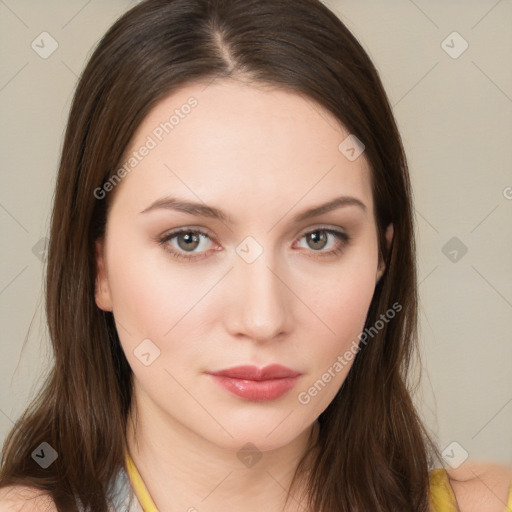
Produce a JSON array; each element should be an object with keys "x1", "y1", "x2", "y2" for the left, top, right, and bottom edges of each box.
[
  {"x1": 0, "y1": 485, "x2": 57, "y2": 511},
  {"x1": 446, "y1": 460, "x2": 512, "y2": 512}
]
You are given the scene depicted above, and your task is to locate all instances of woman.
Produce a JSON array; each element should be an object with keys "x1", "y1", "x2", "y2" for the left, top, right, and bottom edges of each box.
[{"x1": 0, "y1": 0, "x2": 510, "y2": 510}]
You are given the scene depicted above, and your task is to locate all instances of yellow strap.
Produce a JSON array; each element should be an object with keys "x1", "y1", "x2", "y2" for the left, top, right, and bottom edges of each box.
[
  {"x1": 429, "y1": 469, "x2": 512, "y2": 512},
  {"x1": 123, "y1": 456, "x2": 511, "y2": 512},
  {"x1": 125, "y1": 451, "x2": 160, "y2": 512},
  {"x1": 507, "y1": 477, "x2": 512, "y2": 511},
  {"x1": 429, "y1": 468, "x2": 458, "y2": 511}
]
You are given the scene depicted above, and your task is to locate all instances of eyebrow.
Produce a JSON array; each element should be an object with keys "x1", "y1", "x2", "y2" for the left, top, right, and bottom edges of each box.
[{"x1": 140, "y1": 195, "x2": 366, "y2": 223}]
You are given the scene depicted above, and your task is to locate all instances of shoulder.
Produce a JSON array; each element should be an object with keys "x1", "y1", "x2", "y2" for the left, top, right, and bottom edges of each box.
[
  {"x1": 0, "y1": 485, "x2": 57, "y2": 511},
  {"x1": 446, "y1": 461, "x2": 512, "y2": 512}
]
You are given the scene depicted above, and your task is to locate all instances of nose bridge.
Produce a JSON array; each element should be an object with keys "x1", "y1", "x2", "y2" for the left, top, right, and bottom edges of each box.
[{"x1": 228, "y1": 242, "x2": 291, "y2": 341}]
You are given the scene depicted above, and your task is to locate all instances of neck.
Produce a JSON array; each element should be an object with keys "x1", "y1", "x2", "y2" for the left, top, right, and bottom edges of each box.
[{"x1": 125, "y1": 388, "x2": 319, "y2": 512}]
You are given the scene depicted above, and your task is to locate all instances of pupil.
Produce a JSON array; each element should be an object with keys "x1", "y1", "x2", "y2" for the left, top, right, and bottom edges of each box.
[
  {"x1": 179, "y1": 232, "x2": 199, "y2": 251},
  {"x1": 309, "y1": 231, "x2": 326, "y2": 250}
]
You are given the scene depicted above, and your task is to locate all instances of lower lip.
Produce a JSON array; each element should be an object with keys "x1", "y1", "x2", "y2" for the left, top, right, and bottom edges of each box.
[{"x1": 208, "y1": 375, "x2": 300, "y2": 401}]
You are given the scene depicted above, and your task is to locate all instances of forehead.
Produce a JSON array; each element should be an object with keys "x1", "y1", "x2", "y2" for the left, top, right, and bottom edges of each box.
[{"x1": 112, "y1": 79, "x2": 374, "y2": 220}]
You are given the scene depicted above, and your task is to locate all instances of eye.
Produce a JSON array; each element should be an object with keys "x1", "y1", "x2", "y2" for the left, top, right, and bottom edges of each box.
[
  {"x1": 156, "y1": 227, "x2": 351, "y2": 262},
  {"x1": 295, "y1": 228, "x2": 350, "y2": 257},
  {"x1": 157, "y1": 228, "x2": 217, "y2": 261}
]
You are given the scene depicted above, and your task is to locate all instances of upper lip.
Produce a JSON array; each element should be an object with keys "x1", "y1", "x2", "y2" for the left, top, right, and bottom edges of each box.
[{"x1": 207, "y1": 364, "x2": 301, "y2": 381}]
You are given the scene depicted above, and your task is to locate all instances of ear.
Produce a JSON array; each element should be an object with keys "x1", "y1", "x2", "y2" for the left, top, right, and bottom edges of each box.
[
  {"x1": 94, "y1": 238, "x2": 113, "y2": 312},
  {"x1": 376, "y1": 223, "x2": 394, "y2": 283}
]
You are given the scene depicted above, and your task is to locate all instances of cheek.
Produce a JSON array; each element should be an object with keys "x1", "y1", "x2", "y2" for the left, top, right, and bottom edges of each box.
[
  {"x1": 295, "y1": 248, "x2": 378, "y2": 409},
  {"x1": 104, "y1": 221, "x2": 202, "y2": 326},
  {"x1": 306, "y1": 238, "x2": 378, "y2": 342},
  {"x1": 306, "y1": 269, "x2": 375, "y2": 366},
  {"x1": 106, "y1": 218, "x2": 379, "y2": 364}
]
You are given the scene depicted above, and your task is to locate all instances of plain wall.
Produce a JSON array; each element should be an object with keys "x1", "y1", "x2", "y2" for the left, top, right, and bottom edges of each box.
[{"x1": 1, "y1": 0, "x2": 511, "y2": 466}]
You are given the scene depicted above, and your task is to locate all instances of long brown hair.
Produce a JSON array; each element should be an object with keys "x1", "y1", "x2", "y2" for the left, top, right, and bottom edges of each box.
[{"x1": 0, "y1": 0, "x2": 445, "y2": 510}]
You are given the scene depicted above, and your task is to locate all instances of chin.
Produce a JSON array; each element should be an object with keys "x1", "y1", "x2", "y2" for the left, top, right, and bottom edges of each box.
[{"x1": 201, "y1": 414, "x2": 313, "y2": 453}]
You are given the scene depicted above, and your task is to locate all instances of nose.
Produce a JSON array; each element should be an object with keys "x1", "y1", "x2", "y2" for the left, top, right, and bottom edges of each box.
[{"x1": 224, "y1": 249, "x2": 293, "y2": 344}]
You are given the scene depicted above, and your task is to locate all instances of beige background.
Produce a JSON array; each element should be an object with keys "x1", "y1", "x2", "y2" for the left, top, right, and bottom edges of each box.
[{"x1": 1, "y1": 0, "x2": 511, "y2": 466}]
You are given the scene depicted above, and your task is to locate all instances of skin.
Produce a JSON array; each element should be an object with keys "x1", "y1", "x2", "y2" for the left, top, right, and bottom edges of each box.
[
  {"x1": 1, "y1": 79, "x2": 509, "y2": 512},
  {"x1": 447, "y1": 462, "x2": 512, "y2": 512},
  {"x1": 0, "y1": 78, "x2": 509, "y2": 512},
  {"x1": 94, "y1": 77, "x2": 394, "y2": 512}
]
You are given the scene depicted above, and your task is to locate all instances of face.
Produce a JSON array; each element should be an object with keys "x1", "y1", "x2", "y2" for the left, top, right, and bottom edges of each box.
[{"x1": 94, "y1": 78, "x2": 393, "y2": 452}]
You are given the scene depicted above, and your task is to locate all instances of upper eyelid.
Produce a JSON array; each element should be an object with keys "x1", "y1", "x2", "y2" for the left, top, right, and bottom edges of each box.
[
  {"x1": 161, "y1": 224, "x2": 347, "y2": 241},
  {"x1": 160, "y1": 225, "x2": 348, "y2": 249}
]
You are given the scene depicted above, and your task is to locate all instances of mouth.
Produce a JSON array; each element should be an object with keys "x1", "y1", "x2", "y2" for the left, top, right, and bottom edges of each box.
[{"x1": 206, "y1": 364, "x2": 302, "y2": 402}]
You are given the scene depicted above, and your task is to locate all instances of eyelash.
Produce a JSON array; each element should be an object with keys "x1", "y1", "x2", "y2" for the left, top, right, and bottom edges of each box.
[{"x1": 155, "y1": 227, "x2": 351, "y2": 262}]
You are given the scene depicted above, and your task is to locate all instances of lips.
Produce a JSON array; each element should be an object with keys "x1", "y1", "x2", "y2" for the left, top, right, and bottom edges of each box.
[
  {"x1": 206, "y1": 364, "x2": 302, "y2": 401},
  {"x1": 208, "y1": 364, "x2": 301, "y2": 380}
]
